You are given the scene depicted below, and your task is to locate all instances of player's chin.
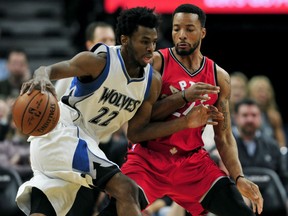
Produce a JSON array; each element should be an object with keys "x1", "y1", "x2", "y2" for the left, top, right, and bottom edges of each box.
[
  {"x1": 140, "y1": 62, "x2": 149, "y2": 67},
  {"x1": 142, "y1": 56, "x2": 152, "y2": 66}
]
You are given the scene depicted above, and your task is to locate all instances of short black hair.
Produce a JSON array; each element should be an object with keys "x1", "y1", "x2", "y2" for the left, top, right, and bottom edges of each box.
[
  {"x1": 7, "y1": 48, "x2": 28, "y2": 61},
  {"x1": 85, "y1": 21, "x2": 114, "y2": 41},
  {"x1": 115, "y1": 7, "x2": 160, "y2": 44},
  {"x1": 234, "y1": 98, "x2": 260, "y2": 114},
  {"x1": 172, "y1": 4, "x2": 206, "y2": 27}
]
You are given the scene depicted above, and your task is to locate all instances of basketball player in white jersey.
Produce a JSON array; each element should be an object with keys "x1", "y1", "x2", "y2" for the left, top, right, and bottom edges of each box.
[{"x1": 15, "y1": 7, "x2": 223, "y2": 216}]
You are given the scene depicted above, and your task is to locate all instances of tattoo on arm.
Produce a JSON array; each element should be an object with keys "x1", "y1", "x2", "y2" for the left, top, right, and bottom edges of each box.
[
  {"x1": 220, "y1": 99, "x2": 228, "y2": 131},
  {"x1": 220, "y1": 77, "x2": 231, "y2": 131}
]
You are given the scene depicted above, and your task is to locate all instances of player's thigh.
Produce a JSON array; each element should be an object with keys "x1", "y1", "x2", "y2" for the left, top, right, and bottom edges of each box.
[
  {"x1": 67, "y1": 186, "x2": 97, "y2": 216},
  {"x1": 104, "y1": 172, "x2": 139, "y2": 200},
  {"x1": 30, "y1": 187, "x2": 56, "y2": 216}
]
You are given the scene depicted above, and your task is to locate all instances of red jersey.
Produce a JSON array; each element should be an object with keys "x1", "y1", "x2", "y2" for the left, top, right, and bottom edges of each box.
[
  {"x1": 147, "y1": 48, "x2": 218, "y2": 152},
  {"x1": 122, "y1": 49, "x2": 227, "y2": 215}
]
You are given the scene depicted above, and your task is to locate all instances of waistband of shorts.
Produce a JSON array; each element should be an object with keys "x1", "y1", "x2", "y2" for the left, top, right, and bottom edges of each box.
[{"x1": 141, "y1": 142, "x2": 203, "y2": 156}]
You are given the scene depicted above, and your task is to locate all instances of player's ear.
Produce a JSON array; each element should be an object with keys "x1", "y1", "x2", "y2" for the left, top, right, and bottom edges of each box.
[
  {"x1": 120, "y1": 35, "x2": 128, "y2": 45},
  {"x1": 201, "y1": 27, "x2": 206, "y2": 39},
  {"x1": 86, "y1": 41, "x2": 93, "y2": 51}
]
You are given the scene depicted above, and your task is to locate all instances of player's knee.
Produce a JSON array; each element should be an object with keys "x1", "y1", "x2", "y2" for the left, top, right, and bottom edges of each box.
[
  {"x1": 106, "y1": 173, "x2": 139, "y2": 203},
  {"x1": 201, "y1": 178, "x2": 255, "y2": 216},
  {"x1": 138, "y1": 187, "x2": 149, "y2": 210},
  {"x1": 117, "y1": 176, "x2": 139, "y2": 202}
]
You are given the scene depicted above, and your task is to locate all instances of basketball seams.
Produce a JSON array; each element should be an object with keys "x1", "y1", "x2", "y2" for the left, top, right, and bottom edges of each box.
[
  {"x1": 27, "y1": 92, "x2": 50, "y2": 135},
  {"x1": 21, "y1": 91, "x2": 42, "y2": 134},
  {"x1": 12, "y1": 89, "x2": 60, "y2": 136}
]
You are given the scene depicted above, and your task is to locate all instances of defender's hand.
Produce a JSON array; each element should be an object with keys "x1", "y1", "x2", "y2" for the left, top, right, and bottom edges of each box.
[
  {"x1": 185, "y1": 104, "x2": 224, "y2": 128},
  {"x1": 184, "y1": 82, "x2": 220, "y2": 102},
  {"x1": 237, "y1": 177, "x2": 264, "y2": 214}
]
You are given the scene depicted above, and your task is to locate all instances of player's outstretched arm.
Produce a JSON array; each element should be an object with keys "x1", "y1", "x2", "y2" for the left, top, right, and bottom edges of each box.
[
  {"x1": 151, "y1": 82, "x2": 220, "y2": 121},
  {"x1": 213, "y1": 65, "x2": 263, "y2": 214},
  {"x1": 127, "y1": 72, "x2": 223, "y2": 143},
  {"x1": 20, "y1": 51, "x2": 106, "y2": 96}
]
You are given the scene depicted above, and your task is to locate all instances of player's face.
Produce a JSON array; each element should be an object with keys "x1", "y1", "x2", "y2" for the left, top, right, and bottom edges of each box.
[
  {"x1": 172, "y1": 13, "x2": 205, "y2": 56},
  {"x1": 126, "y1": 26, "x2": 158, "y2": 67}
]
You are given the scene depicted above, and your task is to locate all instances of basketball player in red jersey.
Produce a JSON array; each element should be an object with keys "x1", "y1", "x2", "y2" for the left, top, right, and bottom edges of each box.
[{"x1": 99, "y1": 3, "x2": 263, "y2": 216}]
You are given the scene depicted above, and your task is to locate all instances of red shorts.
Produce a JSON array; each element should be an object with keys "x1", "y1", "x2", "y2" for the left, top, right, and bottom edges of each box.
[{"x1": 121, "y1": 144, "x2": 227, "y2": 215}]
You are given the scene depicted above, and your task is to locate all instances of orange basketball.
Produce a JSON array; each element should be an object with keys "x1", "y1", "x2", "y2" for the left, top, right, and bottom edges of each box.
[{"x1": 12, "y1": 89, "x2": 60, "y2": 136}]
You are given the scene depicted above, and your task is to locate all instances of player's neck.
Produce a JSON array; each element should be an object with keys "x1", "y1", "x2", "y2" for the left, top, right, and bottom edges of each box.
[{"x1": 173, "y1": 49, "x2": 204, "y2": 73}]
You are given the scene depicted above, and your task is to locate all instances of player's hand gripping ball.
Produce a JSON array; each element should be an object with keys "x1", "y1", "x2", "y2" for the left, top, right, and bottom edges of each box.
[{"x1": 12, "y1": 89, "x2": 60, "y2": 136}]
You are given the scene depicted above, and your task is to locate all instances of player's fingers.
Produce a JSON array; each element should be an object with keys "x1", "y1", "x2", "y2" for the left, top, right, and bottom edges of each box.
[
  {"x1": 197, "y1": 89, "x2": 220, "y2": 96},
  {"x1": 40, "y1": 81, "x2": 48, "y2": 94},
  {"x1": 207, "y1": 106, "x2": 224, "y2": 120},
  {"x1": 28, "y1": 84, "x2": 37, "y2": 95},
  {"x1": 256, "y1": 198, "x2": 264, "y2": 214},
  {"x1": 198, "y1": 95, "x2": 211, "y2": 101},
  {"x1": 251, "y1": 198, "x2": 263, "y2": 215},
  {"x1": 251, "y1": 201, "x2": 256, "y2": 213},
  {"x1": 22, "y1": 80, "x2": 36, "y2": 95},
  {"x1": 20, "y1": 83, "x2": 28, "y2": 95},
  {"x1": 187, "y1": 83, "x2": 220, "y2": 100},
  {"x1": 196, "y1": 82, "x2": 220, "y2": 91},
  {"x1": 207, "y1": 105, "x2": 218, "y2": 111},
  {"x1": 206, "y1": 121, "x2": 218, "y2": 125},
  {"x1": 48, "y1": 87, "x2": 57, "y2": 98},
  {"x1": 254, "y1": 190, "x2": 263, "y2": 214},
  {"x1": 249, "y1": 184, "x2": 263, "y2": 214}
]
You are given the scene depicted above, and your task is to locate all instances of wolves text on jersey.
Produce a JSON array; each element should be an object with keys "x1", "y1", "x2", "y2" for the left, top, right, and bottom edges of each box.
[{"x1": 99, "y1": 87, "x2": 141, "y2": 112}]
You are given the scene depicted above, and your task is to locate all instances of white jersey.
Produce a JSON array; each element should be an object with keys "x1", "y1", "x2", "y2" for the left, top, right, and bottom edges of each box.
[
  {"x1": 16, "y1": 43, "x2": 153, "y2": 216},
  {"x1": 60, "y1": 43, "x2": 153, "y2": 143}
]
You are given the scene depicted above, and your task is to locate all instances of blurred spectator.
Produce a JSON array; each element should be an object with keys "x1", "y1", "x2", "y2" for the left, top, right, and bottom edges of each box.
[
  {"x1": 230, "y1": 72, "x2": 248, "y2": 124},
  {"x1": 0, "y1": 114, "x2": 32, "y2": 182},
  {"x1": 85, "y1": 21, "x2": 116, "y2": 50},
  {"x1": 142, "y1": 196, "x2": 173, "y2": 216},
  {"x1": 0, "y1": 49, "x2": 31, "y2": 100},
  {"x1": 55, "y1": 21, "x2": 116, "y2": 100},
  {"x1": 165, "y1": 201, "x2": 191, "y2": 216},
  {"x1": 0, "y1": 99, "x2": 10, "y2": 141},
  {"x1": 248, "y1": 75, "x2": 287, "y2": 148},
  {"x1": 230, "y1": 72, "x2": 248, "y2": 110},
  {"x1": 203, "y1": 72, "x2": 248, "y2": 151},
  {"x1": 0, "y1": 57, "x2": 9, "y2": 81},
  {"x1": 233, "y1": 98, "x2": 288, "y2": 191}
]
